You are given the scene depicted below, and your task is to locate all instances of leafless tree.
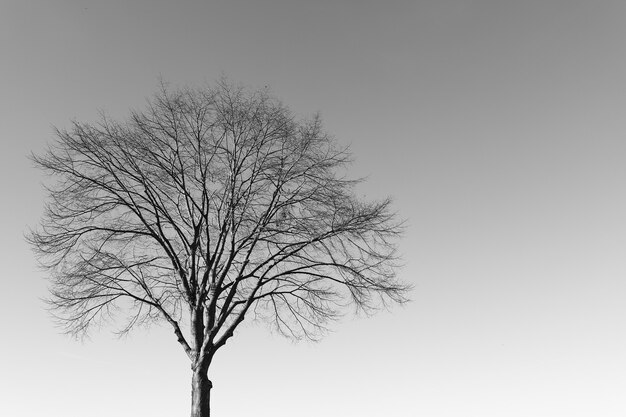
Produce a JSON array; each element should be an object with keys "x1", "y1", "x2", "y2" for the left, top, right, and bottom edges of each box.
[{"x1": 28, "y1": 80, "x2": 410, "y2": 417}]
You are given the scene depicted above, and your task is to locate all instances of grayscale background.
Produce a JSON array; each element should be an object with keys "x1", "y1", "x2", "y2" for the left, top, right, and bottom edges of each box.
[{"x1": 3, "y1": 1, "x2": 626, "y2": 416}]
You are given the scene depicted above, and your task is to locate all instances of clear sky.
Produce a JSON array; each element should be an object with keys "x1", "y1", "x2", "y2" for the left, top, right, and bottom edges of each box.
[{"x1": 3, "y1": 0, "x2": 626, "y2": 416}]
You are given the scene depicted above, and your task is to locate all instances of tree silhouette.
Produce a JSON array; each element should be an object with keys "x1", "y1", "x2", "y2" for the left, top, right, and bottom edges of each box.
[{"x1": 28, "y1": 80, "x2": 410, "y2": 417}]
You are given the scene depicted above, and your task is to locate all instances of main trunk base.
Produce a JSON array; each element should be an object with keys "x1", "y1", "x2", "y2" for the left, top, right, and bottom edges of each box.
[{"x1": 191, "y1": 371, "x2": 212, "y2": 417}]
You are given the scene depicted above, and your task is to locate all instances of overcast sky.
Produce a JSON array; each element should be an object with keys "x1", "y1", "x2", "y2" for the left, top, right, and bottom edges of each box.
[{"x1": 3, "y1": 1, "x2": 626, "y2": 416}]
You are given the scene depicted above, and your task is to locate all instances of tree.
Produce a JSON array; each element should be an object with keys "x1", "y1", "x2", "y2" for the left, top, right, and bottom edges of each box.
[{"x1": 28, "y1": 80, "x2": 410, "y2": 417}]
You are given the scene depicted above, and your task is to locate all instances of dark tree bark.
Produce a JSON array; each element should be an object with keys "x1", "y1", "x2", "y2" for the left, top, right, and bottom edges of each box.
[
  {"x1": 190, "y1": 367, "x2": 212, "y2": 417},
  {"x1": 28, "y1": 79, "x2": 411, "y2": 416}
]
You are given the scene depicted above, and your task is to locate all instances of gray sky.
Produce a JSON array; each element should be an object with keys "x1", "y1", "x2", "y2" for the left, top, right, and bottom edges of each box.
[{"x1": 3, "y1": 0, "x2": 626, "y2": 416}]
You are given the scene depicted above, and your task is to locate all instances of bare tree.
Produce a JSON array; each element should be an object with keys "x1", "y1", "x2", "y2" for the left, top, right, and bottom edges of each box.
[{"x1": 28, "y1": 80, "x2": 410, "y2": 417}]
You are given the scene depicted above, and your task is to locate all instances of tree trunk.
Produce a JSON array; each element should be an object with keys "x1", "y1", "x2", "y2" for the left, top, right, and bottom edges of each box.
[{"x1": 190, "y1": 367, "x2": 212, "y2": 417}]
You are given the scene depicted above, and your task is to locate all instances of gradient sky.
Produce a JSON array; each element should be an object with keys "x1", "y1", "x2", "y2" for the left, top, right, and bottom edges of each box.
[{"x1": 3, "y1": 0, "x2": 626, "y2": 416}]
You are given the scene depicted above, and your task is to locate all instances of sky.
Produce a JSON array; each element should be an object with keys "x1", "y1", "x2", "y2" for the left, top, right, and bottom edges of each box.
[{"x1": 2, "y1": 0, "x2": 626, "y2": 415}]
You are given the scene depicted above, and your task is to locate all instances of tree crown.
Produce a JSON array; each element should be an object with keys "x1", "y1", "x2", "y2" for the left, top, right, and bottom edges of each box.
[{"x1": 29, "y1": 80, "x2": 410, "y2": 353}]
